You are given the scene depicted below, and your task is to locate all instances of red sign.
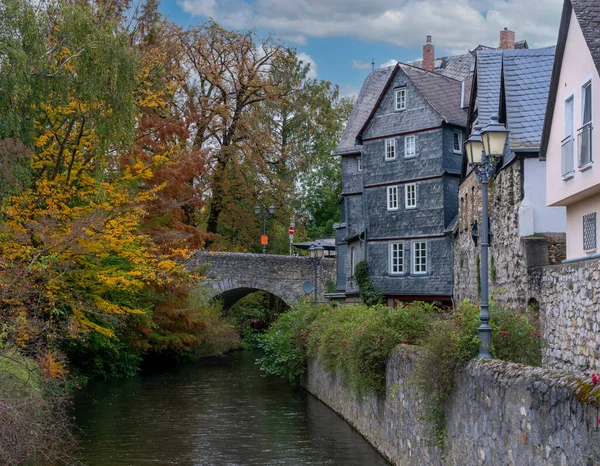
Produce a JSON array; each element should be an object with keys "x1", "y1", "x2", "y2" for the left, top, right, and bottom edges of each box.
[
  {"x1": 288, "y1": 226, "x2": 295, "y2": 235},
  {"x1": 261, "y1": 235, "x2": 269, "y2": 245}
]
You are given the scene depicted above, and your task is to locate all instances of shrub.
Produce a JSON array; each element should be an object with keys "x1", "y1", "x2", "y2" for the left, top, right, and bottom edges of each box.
[
  {"x1": 354, "y1": 261, "x2": 383, "y2": 306},
  {"x1": 412, "y1": 299, "x2": 543, "y2": 443},
  {"x1": 259, "y1": 301, "x2": 436, "y2": 394},
  {"x1": 0, "y1": 348, "x2": 77, "y2": 465},
  {"x1": 257, "y1": 301, "x2": 325, "y2": 383}
]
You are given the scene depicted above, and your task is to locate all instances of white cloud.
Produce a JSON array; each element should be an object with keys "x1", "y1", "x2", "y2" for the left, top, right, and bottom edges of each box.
[
  {"x1": 351, "y1": 59, "x2": 373, "y2": 70},
  {"x1": 297, "y1": 52, "x2": 318, "y2": 79},
  {"x1": 379, "y1": 59, "x2": 398, "y2": 69},
  {"x1": 178, "y1": 0, "x2": 563, "y2": 54}
]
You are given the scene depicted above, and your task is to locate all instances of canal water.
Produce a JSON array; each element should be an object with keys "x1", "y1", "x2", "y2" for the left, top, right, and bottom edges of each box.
[{"x1": 74, "y1": 351, "x2": 389, "y2": 465}]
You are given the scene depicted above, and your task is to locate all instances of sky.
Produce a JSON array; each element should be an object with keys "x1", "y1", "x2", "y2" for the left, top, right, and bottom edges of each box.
[{"x1": 159, "y1": 0, "x2": 564, "y2": 97}]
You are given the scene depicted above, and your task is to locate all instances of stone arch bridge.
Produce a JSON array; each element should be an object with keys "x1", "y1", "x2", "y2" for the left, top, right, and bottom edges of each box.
[{"x1": 186, "y1": 252, "x2": 336, "y2": 309}]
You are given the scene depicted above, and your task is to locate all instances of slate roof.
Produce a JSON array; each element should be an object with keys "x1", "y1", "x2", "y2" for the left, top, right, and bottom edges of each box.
[
  {"x1": 571, "y1": 0, "x2": 600, "y2": 74},
  {"x1": 473, "y1": 48, "x2": 554, "y2": 148},
  {"x1": 399, "y1": 64, "x2": 467, "y2": 127},
  {"x1": 334, "y1": 67, "x2": 394, "y2": 155},
  {"x1": 502, "y1": 48, "x2": 556, "y2": 150},
  {"x1": 473, "y1": 51, "x2": 503, "y2": 125},
  {"x1": 410, "y1": 52, "x2": 475, "y2": 81}
]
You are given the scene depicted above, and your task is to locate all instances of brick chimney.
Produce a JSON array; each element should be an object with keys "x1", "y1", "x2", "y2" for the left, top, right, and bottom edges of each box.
[
  {"x1": 423, "y1": 35, "x2": 435, "y2": 72},
  {"x1": 499, "y1": 27, "x2": 515, "y2": 50}
]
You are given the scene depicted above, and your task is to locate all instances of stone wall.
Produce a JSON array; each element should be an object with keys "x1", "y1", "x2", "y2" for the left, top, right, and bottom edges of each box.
[
  {"x1": 454, "y1": 161, "x2": 566, "y2": 312},
  {"x1": 304, "y1": 347, "x2": 600, "y2": 466},
  {"x1": 530, "y1": 257, "x2": 600, "y2": 374},
  {"x1": 454, "y1": 162, "x2": 529, "y2": 310}
]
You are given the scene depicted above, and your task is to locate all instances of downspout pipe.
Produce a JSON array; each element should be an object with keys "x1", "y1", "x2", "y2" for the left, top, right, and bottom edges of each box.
[{"x1": 355, "y1": 142, "x2": 368, "y2": 263}]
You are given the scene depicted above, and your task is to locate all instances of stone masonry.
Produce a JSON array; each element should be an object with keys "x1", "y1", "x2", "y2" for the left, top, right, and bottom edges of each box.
[
  {"x1": 187, "y1": 252, "x2": 336, "y2": 309},
  {"x1": 304, "y1": 347, "x2": 600, "y2": 466},
  {"x1": 454, "y1": 162, "x2": 566, "y2": 312},
  {"x1": 530, "y1": 257, "x2": 600, "y2": 374}
]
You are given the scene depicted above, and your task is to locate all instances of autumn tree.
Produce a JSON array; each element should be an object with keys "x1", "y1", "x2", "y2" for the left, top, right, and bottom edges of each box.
[{"x1": 175, "y1": 22, "x2": 294, "y2": 243}]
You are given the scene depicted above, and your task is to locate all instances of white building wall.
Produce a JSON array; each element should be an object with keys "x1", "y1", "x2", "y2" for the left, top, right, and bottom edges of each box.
[{"x1": 519, "y1": 158, "x2": 566, "y2": 236}]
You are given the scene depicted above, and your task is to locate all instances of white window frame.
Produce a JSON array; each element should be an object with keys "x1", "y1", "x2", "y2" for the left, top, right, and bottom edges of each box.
[
  {"x1": 385, "y1": 138, "x2": 396, "y2": 160},
  {"x1": 389, "y1": 242, "x2": 404, "y2": 275},
  {"x1": 453, "y1": 130, "x2": 463, "y2": 154},
  {"x1": 405, "y1": 135, "x2": 416, "y2": 158},
  {"x1": 578, "y1": 78, "x2": 593, "y2": 171},
  {"x1": 357, "y1": 156, "x2": 362, "y2": 171},
  {"x1": 405, "y1": 183, "x2": 417, "y2": 209},
  {"x1": 395, "y1": 88, "x2": 406, "y2": 111},
  {"x1": 412, "y1": 241, "x2": 427, "y2": 275},
  {"x1": 387, "y1": 186, "x2": 398, "y2": 211},
  {"x1": 562, "y1": 93, "x2": 575, "y2": 179}
]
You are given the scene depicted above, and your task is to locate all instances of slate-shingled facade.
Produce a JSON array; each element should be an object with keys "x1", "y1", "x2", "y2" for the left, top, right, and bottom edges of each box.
[{"x1": 332, "y1": 49, "x2": 470, "y2": 305}]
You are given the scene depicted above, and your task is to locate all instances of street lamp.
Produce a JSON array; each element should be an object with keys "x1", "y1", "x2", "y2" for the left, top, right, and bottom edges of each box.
[
  {"x1": 308, "y1": 240, "x2": 325, "y2": 304},
  {"x1": 255, "y1": 204, "x2": 275, "y2": 254},
  {"x1": 464, "y1": 115, "x2": 509, "y2": 358}
]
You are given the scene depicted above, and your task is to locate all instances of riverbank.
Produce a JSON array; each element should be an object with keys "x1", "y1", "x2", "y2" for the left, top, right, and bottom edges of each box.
[{"x1": 303, "y1": 346, "x2": 600, "y2": 465}]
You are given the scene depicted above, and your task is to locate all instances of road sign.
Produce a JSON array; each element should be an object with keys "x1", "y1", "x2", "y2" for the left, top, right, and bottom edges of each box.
[
  {"x1": 261, "y1": 235, "x2": 268, "y2": 245},
  {"x1": 302, "y1": 280, "x2": 314, "y2": 294},
  {"x1": 288, "y1": 226, "x2": 295, "y2": 235}
]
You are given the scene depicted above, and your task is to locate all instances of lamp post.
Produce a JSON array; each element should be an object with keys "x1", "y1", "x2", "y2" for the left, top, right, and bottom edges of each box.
[
  {"x1": 255, "y1": 205, "x2": 275, "y2": 254},
  {"x1": 308, "y1": 240, "x2": 325, "y2": 304},
  {"x1": 464, "y1": 115, "x2": 509, "y2": 358}
]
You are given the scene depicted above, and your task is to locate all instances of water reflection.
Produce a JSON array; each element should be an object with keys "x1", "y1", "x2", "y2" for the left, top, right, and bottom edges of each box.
[{"x1": 74, "y1": 351, "x2": 389, "y2": 465}]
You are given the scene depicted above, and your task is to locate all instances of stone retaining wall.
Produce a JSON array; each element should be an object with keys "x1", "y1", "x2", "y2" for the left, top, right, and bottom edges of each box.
[
  {"x1": 530, "y1": 257, "x2": 600, "y2": 374},
  {"x1": 303, "y1": 347, "x2": 600, "y2": 465}
]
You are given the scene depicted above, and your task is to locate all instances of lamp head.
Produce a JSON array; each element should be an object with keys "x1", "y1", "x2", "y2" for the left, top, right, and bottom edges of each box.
[
  {"x1": 480, "y1": 114, "x2": 509, "y2": 159},
  {"x1": 465, "y1": 125, "x2": 483, "y2": 166},
  {"x1": 269, "y1": 205, "x2": 275, "y2": 215},
  {"x1": 254, "y1": 205, "x2": 260, "y2": 215}
]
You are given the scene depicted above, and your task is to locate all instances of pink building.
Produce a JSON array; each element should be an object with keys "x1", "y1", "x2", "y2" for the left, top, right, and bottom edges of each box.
[{"x1": 542, "y1": 0, "x2": 600, "y2": 260}]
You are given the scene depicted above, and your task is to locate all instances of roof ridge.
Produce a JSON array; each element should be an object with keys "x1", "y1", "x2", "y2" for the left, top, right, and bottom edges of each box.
[{"x1": 399, "y1": 62, "x2": 462, "y2": 83}]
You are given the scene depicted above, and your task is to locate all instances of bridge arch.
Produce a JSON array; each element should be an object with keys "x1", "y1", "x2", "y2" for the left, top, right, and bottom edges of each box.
[{"x1": 187, "y1": 252, "x2": 336, "y2": 310}]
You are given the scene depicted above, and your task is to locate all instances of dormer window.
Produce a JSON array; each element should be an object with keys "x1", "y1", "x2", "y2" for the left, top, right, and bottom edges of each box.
[{"x1": 395, "y1": 88, "x2": 406, "y2": 111}]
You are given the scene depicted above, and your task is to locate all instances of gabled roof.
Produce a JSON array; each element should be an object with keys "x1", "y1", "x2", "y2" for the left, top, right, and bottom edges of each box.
[
  {"x1": 502, "y1": 48, "x2": 556, "y2": 150},
  {"x1": 334, "y1": 67, "x2": 395, "y2": 155},
  {"x1": 540, "y1": 0, "x2": 600, "y2": 159},
  {"x1": 572, "y1": 0, "x2": 600, "y2": 73},
  {"x1": 399, "y1": 64, "x2": 467, "y2": 127}
]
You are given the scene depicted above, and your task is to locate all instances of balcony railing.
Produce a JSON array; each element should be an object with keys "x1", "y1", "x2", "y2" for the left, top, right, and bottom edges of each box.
[
  {"x1": 578, "y1": 122, "x2": 593, "y2": 168},
  {"x1": 561, "y1": 135, "x2": 574, "y2": 178}
]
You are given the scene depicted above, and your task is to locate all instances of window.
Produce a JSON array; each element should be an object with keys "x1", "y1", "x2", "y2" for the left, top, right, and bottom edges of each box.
[
  {"x1": 389, "y1": 242, "x2": 404, "y2": 274},
  {"x1": 405, "y1": 183, "x2": 416, "y2": 209},
  {"x1": 562, "y1": 95, "x2": 575, "y2": 178},
  {"x1": 405, "y1": 135, "x2": 416, "y2": 157},
  {"x1": 453, "y1": 131, "x2": 462, "y2": 153},
  {"x1": 412, "y1": 242, "x2": 427, "y2": 274},
  {"x1": 395, "y1": 88, "x2": 406, "y2": 110},
  {"x1": 583, "y1": 212, "x2": 597, "y2": 252},
  {"x1": 387, "y1": 186, "x2": 398, "y2": 211},
  {"x1": 357, "y1": 156, "x2": 362, "y2": 171},
  {"x1": 350, "y1": 246, "x2": 355, "y2": 278},
  {"x1": 578, "y1": 81, "x2": 593, "y2": 168},
  {"x1": 385, "y1": 138, "x2": 396, "y2": 160}
]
